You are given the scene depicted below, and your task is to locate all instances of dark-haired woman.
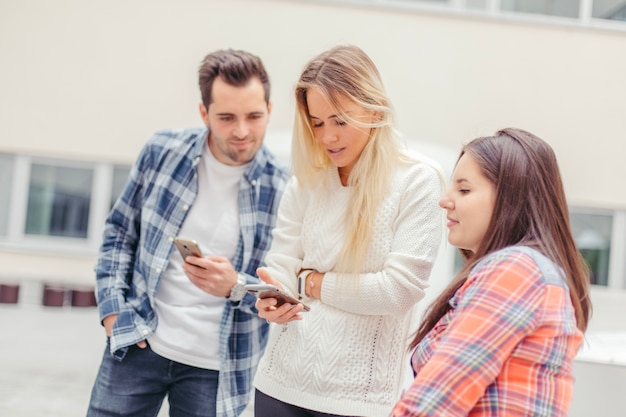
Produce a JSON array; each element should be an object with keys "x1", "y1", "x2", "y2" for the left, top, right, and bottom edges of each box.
[{"x1": 393, "y1": 128, "x2": 592, "y2": 417}]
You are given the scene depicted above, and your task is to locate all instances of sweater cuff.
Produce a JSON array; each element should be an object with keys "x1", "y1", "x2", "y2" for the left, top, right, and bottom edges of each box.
[{"x1": 320, "y1": 271, "x2": 337, "y2": 303}]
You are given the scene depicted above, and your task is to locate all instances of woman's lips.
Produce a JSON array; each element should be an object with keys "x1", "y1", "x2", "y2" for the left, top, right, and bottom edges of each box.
[
  {"x1": 446, "y1": 217, "x2": 459, "y2": 228},
  {"x1": 326, "y1": 147, "x2": 345, "y2": 158}
]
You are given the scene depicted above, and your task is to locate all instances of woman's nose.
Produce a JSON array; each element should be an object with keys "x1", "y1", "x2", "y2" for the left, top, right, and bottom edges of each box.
[
  {"x1": 439, "y1": 193, "x2": 453, "y2": 209},
  {"x1": 321, "y1": 129, "x2": 338, "y2": 144}
]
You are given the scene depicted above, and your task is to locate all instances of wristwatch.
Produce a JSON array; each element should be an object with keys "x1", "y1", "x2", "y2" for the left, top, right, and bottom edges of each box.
[
  {"x1": 297, "y1": 269, "x2": 314, "y2": 299},
  {"x1": 228, "y1": 273, "x2": 247, "y2": 302}
]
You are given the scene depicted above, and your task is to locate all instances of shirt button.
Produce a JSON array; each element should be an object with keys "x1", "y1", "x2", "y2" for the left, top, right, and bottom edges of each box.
[
  {"x1": 142, "y1": 329, "x2": 149, "y2": 336},
  {"x1": 168, "y1": 236, "x2": 174, "y2": 242},
  {"x1": 156, "y1": 268, "x2": 162, "y2": 274},
  {"x1": 183, "y1": 204, "x2": 189, "y2": 211},
  {"x1": 251, "y1": 180, "x2": 257, "y2": 186}
]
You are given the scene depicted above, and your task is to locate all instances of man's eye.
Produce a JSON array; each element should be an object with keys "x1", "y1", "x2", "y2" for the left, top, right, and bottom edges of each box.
[{"x1": 459, "y1": 189, "x2": 470, "y2": 194}]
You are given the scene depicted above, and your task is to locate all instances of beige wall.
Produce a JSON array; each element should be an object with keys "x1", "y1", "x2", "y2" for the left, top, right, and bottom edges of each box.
[
  {"x1": 1, "y1": 0, "x2": 625, "y2": 208},
  {"x1": 2, "y1": 2, "x2": 625, "y2": 411}
]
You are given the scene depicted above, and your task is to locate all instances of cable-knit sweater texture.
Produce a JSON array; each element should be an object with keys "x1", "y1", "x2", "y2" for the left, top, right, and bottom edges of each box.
[{"x1": 253, "y1": 158, "x2": 444, "y2": 417}]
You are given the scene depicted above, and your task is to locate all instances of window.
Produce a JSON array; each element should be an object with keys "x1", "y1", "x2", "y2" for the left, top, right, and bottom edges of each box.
[
  {"x1": 311, "y1": 0, "x2": 626, "y2": 30},
  {"x1": 0, "y1": 154, "x2": 131, "y2": 252},
  {"x1": 0, "y1": 154, "x2": 14, "y2": 237},
  {"x1": 570, "y1": 210, "x2": 613, "y2": 286},
  {"x1": 501, "y1": 0, "x2": 581, "y2": 18},
  {"x1": 466, "y1": 0, "x2": 488, "y2": 9},
  {"x1": 111, "y1": 165, "x2": 131, "y2": 209},
  {"x1": 25, "y1": 163, "x2": 94, "y2": 238},
  {"x1": 593, "y1": 0, "x2": 626, "y2": 20}
]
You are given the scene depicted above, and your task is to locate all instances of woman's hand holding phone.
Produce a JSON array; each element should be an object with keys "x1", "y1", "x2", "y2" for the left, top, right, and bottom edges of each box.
[{"x1": 253, "y1": 268, "x2": 307, "y2": 324}]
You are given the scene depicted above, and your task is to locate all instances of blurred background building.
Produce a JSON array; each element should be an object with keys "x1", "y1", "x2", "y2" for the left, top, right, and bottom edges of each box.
[{"x1": 1, "y1": 0, "x2": 625, "y2": 415}]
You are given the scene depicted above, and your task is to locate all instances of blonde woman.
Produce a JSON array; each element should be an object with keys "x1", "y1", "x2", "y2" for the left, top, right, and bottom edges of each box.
[{"x1": 253, "y1": 45, "x2": 445, "y2": 417}]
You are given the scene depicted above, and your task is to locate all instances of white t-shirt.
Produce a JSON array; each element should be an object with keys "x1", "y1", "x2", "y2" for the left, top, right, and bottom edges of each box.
[{"x1": 149, "y1": 141, "x2": 248, "y2": 369}]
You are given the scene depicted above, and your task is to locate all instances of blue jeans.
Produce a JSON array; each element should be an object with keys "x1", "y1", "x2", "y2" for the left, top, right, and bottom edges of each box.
[{"x1": 87, "y1": 340, "x2": 218, "y2": 417}]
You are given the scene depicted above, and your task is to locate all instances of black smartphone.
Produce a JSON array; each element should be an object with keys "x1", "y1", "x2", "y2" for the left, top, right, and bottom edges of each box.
[
  {"x1": 245, "y1": 284, "x2": 311, "y2": 312},
  {"x1": 174, "y1": 238, "x2": 203, "y2": 259}
]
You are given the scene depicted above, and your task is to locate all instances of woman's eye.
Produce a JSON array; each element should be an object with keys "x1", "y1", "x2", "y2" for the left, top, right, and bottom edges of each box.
[
  {"x1": 459, "y1": 189, "x2": 470, "y2": 194},
  {"x1": 336, "y1": 120, "x2": 347, "y2": 126},
  {"x1": 312, "y1": 121, "x2": 323, "y2": 128}
]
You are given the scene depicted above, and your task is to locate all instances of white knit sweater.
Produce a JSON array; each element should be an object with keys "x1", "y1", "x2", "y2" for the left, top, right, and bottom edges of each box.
[{"x1": 253, "y1": 157, "x2": 444, "y2": 417}]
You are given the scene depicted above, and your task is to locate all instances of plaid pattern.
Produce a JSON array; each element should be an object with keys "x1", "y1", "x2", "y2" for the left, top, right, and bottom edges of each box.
[
  {"x1": 94, "y1": 127, "x2": 289, "y2": 417},
  {"x1": 393, "y1": 246, "x2": 583, "y2": 416}
]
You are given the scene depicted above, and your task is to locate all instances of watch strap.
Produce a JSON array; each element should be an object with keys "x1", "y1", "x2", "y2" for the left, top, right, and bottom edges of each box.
[
  {"x1": 297, "y1": 269, "x2": 314, "y2": 299},
  {"x1": 228, "y1": 273, "x2": 247, "y2": 302}
]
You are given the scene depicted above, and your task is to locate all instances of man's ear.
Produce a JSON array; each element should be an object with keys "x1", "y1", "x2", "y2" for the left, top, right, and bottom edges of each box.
[
  {"x1": 199, "y1": 103, "x2": 210, "y2": 126},
  {"x1": 267, "y1": 101, "x2": 273, "y2": 116}
]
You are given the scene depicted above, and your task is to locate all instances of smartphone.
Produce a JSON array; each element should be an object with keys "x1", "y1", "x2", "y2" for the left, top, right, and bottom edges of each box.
[
  {"x1": 245, "y1": 284, "x2": 311, "y2": 312},
  {"x1": 174, "y1": 238, "x2": 203, "y2": 259}
]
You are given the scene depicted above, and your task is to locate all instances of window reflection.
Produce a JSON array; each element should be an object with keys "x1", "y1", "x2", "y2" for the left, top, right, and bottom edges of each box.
[
  {"x1": 25, "y1": 164, "x2": 93, "y2": 238},
  {"x1": 466, "y1": 0, "x2": 488, "y2": 9},
  {"x1": 593, "y1": 0, "x2": 626, "y2": 20},
  {"x1": 570, "y1": 211, "x2": 612, "y2": 286},
  {"x1": 111, "y1": 165, "x2": 131, "y2": 209},
  {"x1": 501, "y1": 0, "x2": 581, "y2": 18}
]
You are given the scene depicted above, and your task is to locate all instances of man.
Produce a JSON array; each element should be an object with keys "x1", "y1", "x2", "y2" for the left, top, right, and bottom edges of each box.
[{"x1": 86, "y1": 49, "x2": 289, "y2": 417}]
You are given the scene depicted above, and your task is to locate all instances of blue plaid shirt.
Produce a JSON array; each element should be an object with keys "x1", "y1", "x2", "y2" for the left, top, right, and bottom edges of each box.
[{"x1": 94, "y1": 127, "x2": 289, "y2": 417}]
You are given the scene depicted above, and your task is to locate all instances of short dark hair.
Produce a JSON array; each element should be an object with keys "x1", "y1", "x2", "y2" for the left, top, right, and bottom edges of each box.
[{"x1": 198, "y1": 49, "x2": 270, "y2": 107}]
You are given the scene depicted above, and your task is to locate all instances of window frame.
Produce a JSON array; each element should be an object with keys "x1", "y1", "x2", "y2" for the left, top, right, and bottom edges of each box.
[
  {"x1": 302, "y1": 0, "x2": 626, "y2": 32},
  {"x1": 0, "y1": 153, "x2": 129, "y2": 256}
]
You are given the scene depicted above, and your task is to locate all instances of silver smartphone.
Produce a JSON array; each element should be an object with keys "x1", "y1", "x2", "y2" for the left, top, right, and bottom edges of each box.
[
  {"x1": 245, "y1": 284, "x2": 311, "y2": 312},
  {"x1": 173, "y1": 238, "x2": 203, "y2": 259}
]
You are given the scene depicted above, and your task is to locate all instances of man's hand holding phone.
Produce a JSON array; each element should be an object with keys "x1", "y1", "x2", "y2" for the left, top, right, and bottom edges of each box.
[
  {"x1": 252, "y1": 268, "x2": 309, "y2": 324},
  {"x1": 174, "y1": 237, "x2": 239, "y2": 298}
]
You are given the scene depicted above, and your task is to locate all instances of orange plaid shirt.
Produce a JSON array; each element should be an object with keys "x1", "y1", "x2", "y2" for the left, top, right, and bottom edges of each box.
[{"x1": 393, "y1": 246, "x2": 583, "y2": 416}]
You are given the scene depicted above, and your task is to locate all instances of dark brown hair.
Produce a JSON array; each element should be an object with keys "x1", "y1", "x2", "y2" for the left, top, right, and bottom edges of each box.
[
  {"x1": 198, "y1": 49, "x2": 270, "y2": 107},
  {"x1": 410, "y1": 128, "x2": 592, "y2": 349}
]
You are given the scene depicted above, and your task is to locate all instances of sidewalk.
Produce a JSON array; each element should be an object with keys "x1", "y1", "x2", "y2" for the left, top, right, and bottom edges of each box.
[
  {"x1": 2, "y1": 295, "x2": 624, "y2": 416},
  {"x1": 0, "y1": 303, "x2": 252, "y2": 417}
]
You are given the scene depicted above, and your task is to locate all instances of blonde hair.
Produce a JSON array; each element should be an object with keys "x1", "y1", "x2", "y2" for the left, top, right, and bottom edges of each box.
[{"x1": 292, "y1": 44, "x2": 406, "y2": 274}]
